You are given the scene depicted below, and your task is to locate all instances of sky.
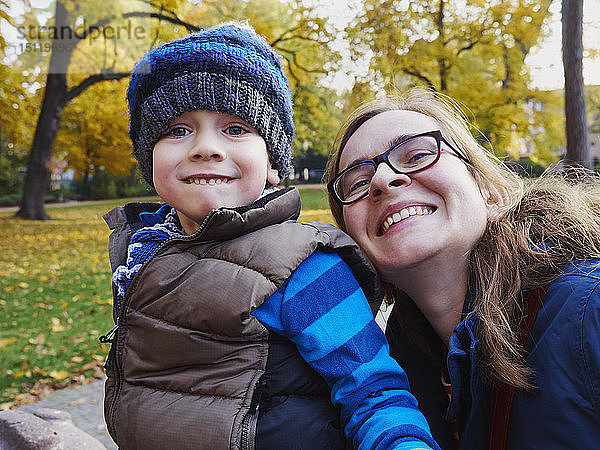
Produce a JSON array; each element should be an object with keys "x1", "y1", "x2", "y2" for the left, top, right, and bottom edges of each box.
[
  {"x1": 526, "y1": 0, "x2": 600, "y2": 89},
  {"x1": 3, "y1": 0, "x2": 600, "y2": 90}
]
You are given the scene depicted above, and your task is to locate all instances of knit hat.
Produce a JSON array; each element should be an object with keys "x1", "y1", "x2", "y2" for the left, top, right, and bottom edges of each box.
[{"x1": 127, "y1": 23, "x2": 294, "y2": 187}]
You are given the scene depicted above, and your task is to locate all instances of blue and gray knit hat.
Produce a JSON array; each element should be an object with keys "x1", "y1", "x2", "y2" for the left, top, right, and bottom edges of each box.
[{"x1": 127, "y1": 23, "x2": 294, "y2": 187}]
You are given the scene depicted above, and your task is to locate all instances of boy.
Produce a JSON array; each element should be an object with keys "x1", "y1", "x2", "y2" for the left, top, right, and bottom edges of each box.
[{"x1": 101, "y1": 23, "x2": 438, "y2": 450}]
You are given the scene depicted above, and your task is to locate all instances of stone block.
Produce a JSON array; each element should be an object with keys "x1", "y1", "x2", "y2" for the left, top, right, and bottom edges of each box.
[{"x1": 0, "y1": 408, "x2": 105, "y2": 450}]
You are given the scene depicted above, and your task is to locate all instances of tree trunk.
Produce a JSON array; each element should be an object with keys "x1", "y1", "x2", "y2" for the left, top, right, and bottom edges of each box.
[
  {"x1": 16, "y1": 1, "x2": 74, "y2": 219},
  {"x1": 436, "y1": 0, "x2": 448, "y2": 92},
  {"x1": 561, "y1": 0, "x2": 590, "y2": 170},
  {"x1": 82, "y1": 168, "x2": 90, "y2": 200}
]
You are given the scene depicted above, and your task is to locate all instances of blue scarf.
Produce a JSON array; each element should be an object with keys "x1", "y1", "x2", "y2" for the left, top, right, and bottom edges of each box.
[{"x1": 112, "y1": 205, "x2": 183, "y2": 297}]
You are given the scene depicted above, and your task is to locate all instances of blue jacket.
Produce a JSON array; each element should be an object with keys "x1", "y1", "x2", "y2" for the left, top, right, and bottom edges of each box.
[
  {"x1": 387, "y1": 259, "x2": 600, "y2": 449},
  {"x1": 448, "y1": 259, "x2": 600, "y2": 449}
]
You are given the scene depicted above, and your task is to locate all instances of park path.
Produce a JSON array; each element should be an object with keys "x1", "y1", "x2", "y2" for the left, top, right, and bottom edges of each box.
[
  {"x1": 0, "y1": 200, "x2": 115, "y2": 213},
  {"x1": 16, "y1": 378, "x2": 116, "y2": 449},
  {"x1": 0, "y1": 185, "x2": 327, "y2": 213}
]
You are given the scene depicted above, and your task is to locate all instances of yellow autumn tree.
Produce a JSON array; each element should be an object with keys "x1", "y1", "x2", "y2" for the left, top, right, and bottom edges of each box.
[
  {"x1": 0, "y1": 2, "x2": 48, "y2": 196},
  {"x1": 55, "y1": 78, "x2": 134, "y2": 194},
  {"x1": 345, "y1": 0, "x2": 562, "y2": 164},
  {"x1": 55, "y1": 0, "x2": 342, "y2": 187}
]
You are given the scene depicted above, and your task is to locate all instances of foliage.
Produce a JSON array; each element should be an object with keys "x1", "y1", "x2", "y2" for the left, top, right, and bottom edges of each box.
[
  {"x1": 586, "y1": 85, "x2": 600, "y2": 133},
  {"x1": 57, "y1": 79, "x2": 134, "y2": 180},
  {"x1": 0, "y1": 3, "x2": 47, "y2": 197},
  {"x1": 524, "y1": 89, "x2": 565, "y2": 165},
  {"x1": 52, "y1": 0, "x2": 180, "y2": 182},
  {"x1": 0, "y1": 188, "x2": 333, "y2": 408},
  {"x1": 0, "y1": 133, "x2": 27, "y2": 197},
  {"x1": 345, "y1": 0, "x2": 562, "y2": 160},
  {"x1": 67, "y1": 166, "x2": 154, "y2": 200},
  {"x1": 0, "y1": 4, "x2": 46, "y2": 168}
]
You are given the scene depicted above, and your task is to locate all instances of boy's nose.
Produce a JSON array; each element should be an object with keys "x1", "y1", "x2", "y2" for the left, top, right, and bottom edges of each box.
[{"x1": 188, "y1": 133, "x2": 226, "y2": 161}]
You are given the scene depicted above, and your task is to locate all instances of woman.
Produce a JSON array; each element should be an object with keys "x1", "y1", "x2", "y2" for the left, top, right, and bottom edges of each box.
[{"x1": 324, "y1": 88, "x2": 600, "y2": 449}]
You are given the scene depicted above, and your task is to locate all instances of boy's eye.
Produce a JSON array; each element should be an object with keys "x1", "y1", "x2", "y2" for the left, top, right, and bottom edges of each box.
[
  {"x1": 167, "y1": 126, "x2": 191, "y2": 137},
  {"x1": 225, "y1": 125, "x2": 247, "y2": 136}
]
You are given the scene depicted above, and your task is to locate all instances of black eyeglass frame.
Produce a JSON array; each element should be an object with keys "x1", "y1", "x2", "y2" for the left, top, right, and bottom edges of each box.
[{"x1": 328, "y1": 130, "x2": 471, "y2": 205}]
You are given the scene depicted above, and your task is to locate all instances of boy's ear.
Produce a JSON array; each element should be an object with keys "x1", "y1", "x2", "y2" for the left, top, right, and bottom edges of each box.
[
  {"x1": 481, "y1": 182, "x2": 508, "y2": 221},
  {"x1": 266, "y1": 163, "x2": 280, "y2": 186}
]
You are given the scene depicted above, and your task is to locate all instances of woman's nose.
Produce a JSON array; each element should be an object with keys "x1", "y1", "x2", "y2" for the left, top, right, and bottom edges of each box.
[
  {"x1": 188, "y1": 131, "x2": 226, "y2": 161},
  {"x1": 368, "y1": 163, "x2": 411, "y2": 200}
]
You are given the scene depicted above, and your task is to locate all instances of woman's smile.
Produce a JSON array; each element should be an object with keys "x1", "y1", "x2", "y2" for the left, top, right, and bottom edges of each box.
[{"x1": 379, "y1": 204, "x2": 436, "y2": 236}]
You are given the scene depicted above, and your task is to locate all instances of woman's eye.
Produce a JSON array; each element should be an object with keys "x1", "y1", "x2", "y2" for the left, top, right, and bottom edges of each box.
[
  {"x1": 346, "y1": 178, "x2": 370, "y2": 195},
  {"x1": 350, "y1": 179, "x2": 369, "y2": 192},
  {"x1": 407, "y1": 152, "x2": 426, "y2": 163},
  {"x1": 167, "y1": 127, "x2": 190, "y2": 137},
  {"x1": 406, "y1": 150, "x2": 435, "y2": 164},
  {"x1": 225, "y1": 125, "x2": 247, "y2": 136}
]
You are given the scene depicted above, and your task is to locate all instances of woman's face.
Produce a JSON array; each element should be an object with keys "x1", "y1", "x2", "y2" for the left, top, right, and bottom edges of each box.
[{"x1": 340, "y1": 110, "x2": 492, "y2": 283}]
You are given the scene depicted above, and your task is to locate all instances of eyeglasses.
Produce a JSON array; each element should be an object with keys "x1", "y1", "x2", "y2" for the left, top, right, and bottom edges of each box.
[{"x1": 328, "y1": 130, "x2": 470, "y2": 205}]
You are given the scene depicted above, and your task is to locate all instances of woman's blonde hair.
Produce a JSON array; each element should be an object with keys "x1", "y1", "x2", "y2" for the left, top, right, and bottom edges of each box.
[{"x1": 325, "y1": 88, "x2": 600, "y2": 388}]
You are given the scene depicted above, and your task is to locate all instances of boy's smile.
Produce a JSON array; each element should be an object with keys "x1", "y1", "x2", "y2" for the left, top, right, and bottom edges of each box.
[
  {"x1": 185, "y1": 177, "x2": 231, "y2": 185},
  {"x1": 152, "y1": 110, "x2": 280, "y2": 234}
]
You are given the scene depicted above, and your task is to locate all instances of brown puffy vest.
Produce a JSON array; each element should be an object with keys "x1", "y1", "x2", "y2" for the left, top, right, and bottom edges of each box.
[{"x1": 102, "y1": 188, "x2": 383, "y2": 450}]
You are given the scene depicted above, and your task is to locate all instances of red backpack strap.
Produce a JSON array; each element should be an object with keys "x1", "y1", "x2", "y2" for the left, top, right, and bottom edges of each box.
[{"x1": 488, "y1": 286, "x2": 546, "y2": 450}]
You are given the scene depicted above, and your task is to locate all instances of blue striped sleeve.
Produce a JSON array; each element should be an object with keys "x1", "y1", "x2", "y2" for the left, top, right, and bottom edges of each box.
[{"x1": 253, "y1": 251, "x2": 439, "y2": 450}]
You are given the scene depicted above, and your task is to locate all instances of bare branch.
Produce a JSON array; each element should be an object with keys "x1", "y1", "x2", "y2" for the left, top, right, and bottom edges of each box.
[
  {"x1": 456, "y1": 39, "x2": 479, "y2": 56},
  {"x1": 123, "y1": 11, "x2": 201, "y2": 33},
  {"x1": 77, "y1": 18, "x2": 113, "y2": 40},
  {"x1": 281, "y1": 54, "x2": 300, "y2": 85},
  {"x1": 502, "y1": 50, "x2": 512, "y2": 89},
  {"x1": 65, "y1": 71, "x2": 130, "y2": 103},
  {"x1": 514, "y1": 38, "x2": 528, "y2": 55},
  {"x1": 275, "y1": 34, "x2": 329, "y2": 46},
  {"x1": 270, "y1": 25, "x2": 302, "y2": 47},
  {"x1": 402, "y1": 68, "x2": 436, "y2": 91},
  {"x1": 277, "y1": 47, "x2": 327, "y2": 74}
]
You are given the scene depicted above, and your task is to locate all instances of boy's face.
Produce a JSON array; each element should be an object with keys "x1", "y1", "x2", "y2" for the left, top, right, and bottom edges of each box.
[{"x1": 153, "y1": 110, "x2": 280, "y2": 234}]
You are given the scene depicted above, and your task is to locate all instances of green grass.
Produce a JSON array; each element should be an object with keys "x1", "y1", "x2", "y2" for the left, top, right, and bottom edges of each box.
[
  {"x1": 293, "y1": 185, "x2": 330, "y2": 210},
  {"x1": 0, "y1": 188, "x2": 333, "y2": 408}
]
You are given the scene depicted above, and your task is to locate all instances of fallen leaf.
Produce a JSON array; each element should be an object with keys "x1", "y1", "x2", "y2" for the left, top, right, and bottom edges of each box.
[
  {"x1": 49, "y1": 370, "x2": 69, "y2": 380},
  {"x1": 28, "y1": 334, "x2": 46, "y2": 345},
  {"x1": 68, "y1": 398, "x2": 85, "y2": 406},
  {"x1": 0, "y1": 337, "x2": 16, "y2": 349},
  {"x1": 81, "y1": 361, "x2": 100, "y2": 371},
  {"x1": 50, "y1": 317, "x2": 66, "y2": 332}
]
